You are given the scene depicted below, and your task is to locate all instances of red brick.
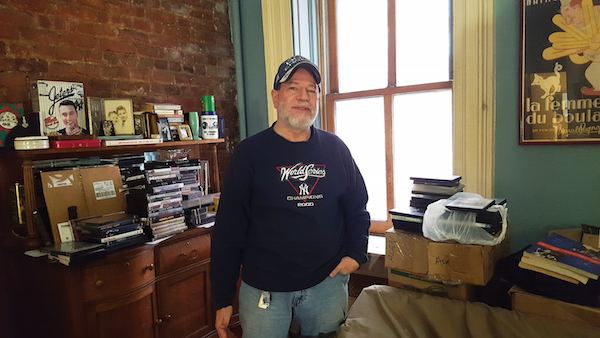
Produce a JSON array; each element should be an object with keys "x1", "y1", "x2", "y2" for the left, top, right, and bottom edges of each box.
[
  {"x1": 74, "y1": 64, "x2": 100, "y2": 78},
  {"x1": 154, "y1": 60, "x2": 168, "y2": 70},
  {"x1": 116, "y1": 81, "x2": 149, "y2": 93},
  {"x1": 56, "y1": 45, "x2": 83, "y2": 61},
  {"x1": 56, "y1": 6, "x2": 99, "y2": 22},
  {"x1": 0, "y1": 25, "x2": 19, "y2": 40},
  {"x1": 32, "y1": 44, "x2": 56, "y2": 59},
  {"x1": 37, "y1": 15, "x2": 54, "y2": 29},
  {"x1": 8, "y1": 44, "x2": 32, "y2": 58},
  {"x1": 119, "y1": 4, "x2": 145, "y2": 18},
  {"x1": 152, "y1": 70, "x2": 174, "y2": 83},
  {"x1": 99, "y1": 38, "x2": 135, "y2": 54},
  {"x1": 11, "y1": 0, "x2": 50, "y2": 13},
  {"x1": 90, "y1": 79, "x2": 116, "y2": 92},
  {"x1": 174, "y1": 73, "x2": 194, "y2": 84},
  {"x1": 118, "y1": 55, "x2": 138, "y2": 68},
  {"x1": 60, "y1": 32, "x2": 98, "y2": 49},
  {"x1": 129, "y1": 18, "x2": 152, "y2": 32},
  {"x1": 97, "y1": 11, "x2": 109, "y2": 24},
  {"x1": 16, "y1": 58, "x2": 48, "y2": 73},
  {"x1": 149, "y1": 35, "x2": 179, "y2": 48},
  {"x1": 163, "y1": 26, "x2": 190, "y2": 39},
  {"x1": 21, "y1": 28, "x2": 60, "y2": 46},
  {"x1": 169, "y1": 61, "x2": 181, "y2": 72},
  {"x1": 48, "y1": 62, "x2": 78, "y2": 76},
  {"x1": 136, "y1": 45, "x2": 166, "y2": 59},
  {"x1": 78, "y1": 0, "x2": 107, "y2": 10},
  {"x1": 0, "y1": 58, "x2": 18, "y2": 72},
  {"x1": 55, "y1": 17, "x2": 68, "y2": 31},
  {"x1": 101, "y1": 66, "x2": 130, "y2": 79},
  {"x1": 0, "y1": 8, "x2": 34, "y2": 27},
  {"x1": 82, "y1": 50, "x2": 102, "y2": 63},
  {"x1": 0, "y1": 72, "x2": 27, "y2": 89},
  {"x1": 75, "y1": 21, "x2": 116, "y2": 37},
  {"x1": 138, "y1": 57, "x2": 154, "y2": 70},
  {"x1": 146, "y1": 10, "x2": 176, "y2": 25},
  {"x1": 118, "y1": 29, "x2": 149, "y2": 43}
]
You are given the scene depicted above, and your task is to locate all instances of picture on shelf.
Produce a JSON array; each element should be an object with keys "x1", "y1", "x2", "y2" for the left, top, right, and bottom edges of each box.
[
  {"x1": 102, "y1": 120, "x2": 115, "y2": 136},
  {"x1": 31, "y1": 80, "x2": 88, "y2": 136},
  {"x1": 87, "y1": 97, "x2": 104, "y2": 137},
  {"x1": 177, "y1": 124, "x2": 193, "y2": 141},
  {"x1": 158, "y1": 117, "x2": 172, "y2": 141},
  {"x1": 0, "y1": 103, "x2": 25, "y2": 147},
  {"x1": 102, "y1": 98, "x2": 134, "y2": 136}
]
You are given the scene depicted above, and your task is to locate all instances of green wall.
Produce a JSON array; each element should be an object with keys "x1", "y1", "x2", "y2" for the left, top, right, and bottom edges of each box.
[{"x1": 495, "y1": 1, "x2": 600, "y2": 252}]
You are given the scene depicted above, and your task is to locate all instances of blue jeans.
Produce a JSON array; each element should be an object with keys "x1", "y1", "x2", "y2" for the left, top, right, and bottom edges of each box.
[{"x1": 239, "y1": 273, "x2": 350, "y2": 338}]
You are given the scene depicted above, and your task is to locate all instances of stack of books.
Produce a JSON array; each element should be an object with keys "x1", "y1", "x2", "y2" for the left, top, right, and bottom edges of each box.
[
  {"x1": 140, "y1": 102, "x2": 184, "y2": 128},
  {"x1": 74, "y1": 212, "x2": 147, "y2": 252},
  {"x1": 125, "y1": 161, "x2": 187, "y2": 240},
  {"x1": 409, "y1": 175, "x2": 465, "y2": 210},
  {"x1": 518, "y1": 233, "x2": 600, "y2": 285},
  {"x1": 40, "y1": 241, "x2": 106, "y2": 266}
]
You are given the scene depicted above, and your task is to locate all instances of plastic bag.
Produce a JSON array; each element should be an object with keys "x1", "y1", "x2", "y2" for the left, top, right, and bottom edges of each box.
[{"x1": 422, "y1": 192, "x2": 508, "y2": 245}]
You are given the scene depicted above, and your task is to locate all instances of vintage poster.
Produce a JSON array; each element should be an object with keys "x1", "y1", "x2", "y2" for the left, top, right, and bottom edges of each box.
[
  {"x1": 521, "y1": 0, "x2": 600, "y2": 144},
  {"x1": 30, "y1": 80, "x2": 87, "y2": 136}
]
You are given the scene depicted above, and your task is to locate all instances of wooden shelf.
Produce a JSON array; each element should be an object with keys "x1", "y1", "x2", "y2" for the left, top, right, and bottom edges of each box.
[{"x1": 13, "y1": 139, "x2": 224, "y2": 161}]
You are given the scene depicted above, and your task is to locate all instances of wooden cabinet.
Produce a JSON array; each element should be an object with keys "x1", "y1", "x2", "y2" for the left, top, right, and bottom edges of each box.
[{"x1": 0, "y1": 140, "x2": 240, "y2": 338}]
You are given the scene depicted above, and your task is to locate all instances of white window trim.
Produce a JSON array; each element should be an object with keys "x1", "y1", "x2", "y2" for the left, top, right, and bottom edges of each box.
[
  {"x1": 453, "y1": 0, "x2": 495, "y2": 197},
  {"x1": 261, "y1": 0, "x2": 496, "y2": 197}
]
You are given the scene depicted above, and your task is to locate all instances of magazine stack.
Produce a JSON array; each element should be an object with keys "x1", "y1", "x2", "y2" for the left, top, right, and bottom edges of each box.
[{"x1": 73, "y1": 212, "x2": 146, "y2": 253}]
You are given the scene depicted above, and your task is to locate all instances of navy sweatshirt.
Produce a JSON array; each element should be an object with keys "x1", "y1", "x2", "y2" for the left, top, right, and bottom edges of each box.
[{"x1": 210, "y1": 125, "x2": 370, "y2": 310}]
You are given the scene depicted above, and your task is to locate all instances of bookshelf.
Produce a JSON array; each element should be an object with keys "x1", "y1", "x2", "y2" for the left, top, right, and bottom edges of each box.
[{"x1": 2, "y1": 139, "x2": 223, "y2": 250}]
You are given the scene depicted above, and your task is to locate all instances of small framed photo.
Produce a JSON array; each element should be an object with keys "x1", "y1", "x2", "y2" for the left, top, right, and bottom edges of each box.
[
  {"x1": 102, "y1": 98, "x2": 134, "y2": 136},
  {"x1": 158, "y1": 117, "x2": 172, "y2": 141},
  {"x1": 177, "y1": 124, "x2": 193, "y2": 141}
]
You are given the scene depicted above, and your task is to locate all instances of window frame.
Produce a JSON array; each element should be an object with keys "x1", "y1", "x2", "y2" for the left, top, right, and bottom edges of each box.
[{"x1": 319, "y1": 0, "x2": 495, "y2": 233}]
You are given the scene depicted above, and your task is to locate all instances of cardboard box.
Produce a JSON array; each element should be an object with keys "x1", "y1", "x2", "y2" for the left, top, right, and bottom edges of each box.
[
  {"x1": 41, "y1": 165, "x2": 127, "y2": 243},
  {"x1": 385, "y1": 228, "x2": 510, "y2": 285},
  {"x1": 385, "y1": 228, "x2": 430, "y2": 274},
  {"x1": 510, "y1": 286, "x2": 600, "y2": 327},
  {"x1": 388, "y1": 268, "x2": 476, "y2": 301},
  {"x1": 549, "y1": 227, "x2": 600, "y2": 250}
]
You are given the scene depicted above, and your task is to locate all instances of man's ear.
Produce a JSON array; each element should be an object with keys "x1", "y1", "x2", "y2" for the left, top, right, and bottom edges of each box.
[{"x1": 271, "y1": 89, "x2": 279, "y2": 109}]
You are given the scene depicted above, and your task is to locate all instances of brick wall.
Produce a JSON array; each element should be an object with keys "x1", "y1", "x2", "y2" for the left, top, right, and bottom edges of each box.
[{"x1": 0, "y1": 0, "x2": 239, "y2": 170}]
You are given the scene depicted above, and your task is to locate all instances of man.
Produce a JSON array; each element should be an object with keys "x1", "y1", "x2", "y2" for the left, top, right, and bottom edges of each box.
[
  {"x1": 210, "y1": 56, "x2": 370, "y2": 338},
  {"x1": 113, "y1": 105, "x2": 132, "y2": 135},
  {"x1": 57, "y1": 100, "x2": 87, "y2": 135}
]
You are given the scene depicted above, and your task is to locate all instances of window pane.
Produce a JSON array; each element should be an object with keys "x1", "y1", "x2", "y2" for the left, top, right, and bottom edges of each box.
[
  {"x1": 337, "y1": 0, "x2": 388, "y2": 93},
  {"x1": 335, "y1": 97, "x2": 387, "y2": 221},
  {"x1": 393, "y1": 90, "x2": 453, "y2": 208},
  {"x1": 396, "y1": 0, "x2": 450, "y2": 86}
]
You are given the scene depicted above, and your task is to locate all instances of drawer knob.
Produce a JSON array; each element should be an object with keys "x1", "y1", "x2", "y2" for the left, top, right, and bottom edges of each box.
[
  {"x1": 181, "y1": 248, "x2": 199, "y2": 261},
  {"x1": 146, "y1": 263, "x2": 154, "y2": 271},
  {"x1": 96, "y1": 280, "x2": 104, "y2": 287},
  {"x1": 155, "y1": 314, "x2": 172, "y2": 325}
]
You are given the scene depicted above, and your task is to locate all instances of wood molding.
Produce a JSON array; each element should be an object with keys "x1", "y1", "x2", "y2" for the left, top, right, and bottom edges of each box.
[
  {"x1": 261, "y1": 0, "x2": 294, "y2": 125},
  {"x1": 453, "y1": 0, "x2": 496, "y2": 198}
]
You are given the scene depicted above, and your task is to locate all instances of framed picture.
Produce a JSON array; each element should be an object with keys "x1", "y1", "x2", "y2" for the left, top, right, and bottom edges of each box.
[
  {"x1": 157, "y1": 117, "x2": 172, "y2": 141},
  {"x1": 102, "y1": 98, "x2": 134, "y2": 136},
  {"x1": 87, "y1": 97, "x2": 104, "y2": 137},
  {"x1": 177, "y1": 124, "x2": 193, "y2": 141},
  {"x1": 30, "y1": 81, "x2": 88, "y2": 136},
  {"x1": 521, "y1": 0, "x2": 600, "y2": 144}
]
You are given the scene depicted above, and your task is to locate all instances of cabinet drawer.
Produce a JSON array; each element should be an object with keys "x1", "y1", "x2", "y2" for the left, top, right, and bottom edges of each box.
[
  {"x1": 83, "y1": 250, "x2": 155, "y2": 302},
  {"x1": 157, "y1": 233, "x2": 210, "y2": 275}
]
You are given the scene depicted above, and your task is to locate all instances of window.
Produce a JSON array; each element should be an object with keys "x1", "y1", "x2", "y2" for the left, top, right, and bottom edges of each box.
[{"x1": 324, "y1": 0, "x2": 454, "y2": 231}]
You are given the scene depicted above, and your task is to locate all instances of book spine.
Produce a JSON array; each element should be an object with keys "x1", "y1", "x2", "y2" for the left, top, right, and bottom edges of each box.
[
  {"x1": 538, "y1": 241, "x2": 600, "y2": 266},
  {"x1": 104, "y1": 138, "x2": 163, "y2": 146}
]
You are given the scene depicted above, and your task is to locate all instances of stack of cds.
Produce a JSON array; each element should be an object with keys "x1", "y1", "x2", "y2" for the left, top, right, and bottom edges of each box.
[
  {"x1": 125, "y1": 161, "x2": 187, "y2": 240},
  {"x1": 73, "y1": 212, "x2": 146, "y2": 252}
]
